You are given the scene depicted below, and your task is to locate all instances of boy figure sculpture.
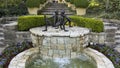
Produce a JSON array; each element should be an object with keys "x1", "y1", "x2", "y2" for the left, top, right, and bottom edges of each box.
[
  {"x1": 55, "y1": 10, "x2": 72, "y2": 31},
  {"x1": 43, "y1": 10, "x2": 72, "y2": 32},
  {"x1": 43, "y1": 10, "x2": 59, "y2": 31}
]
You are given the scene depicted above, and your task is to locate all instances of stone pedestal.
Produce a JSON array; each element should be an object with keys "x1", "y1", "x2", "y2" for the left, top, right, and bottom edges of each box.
[{"x1": 30, "y1": 26, "x2": 90, "y2": 59}]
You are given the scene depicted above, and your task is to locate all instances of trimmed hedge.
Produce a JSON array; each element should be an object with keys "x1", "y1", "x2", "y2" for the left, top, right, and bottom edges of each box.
[
  {"x1": 26, "y1": 0, "x2": 47, "y2": 8},
  {"x1": 66, "y1": 0, "x2": 89, "y2": 8},
  {"x1": 18, "y1": 15, "x2": 104, "y2": 32},
  {"x1": 18, "y1": 15, "x2": 45, "y2": 31},
  {"x1": 70, "y1": 16, "x2": 104, "y2": 32},
  {"x1": 74, "y1": 0, "x2": 89, "y2": 8}
]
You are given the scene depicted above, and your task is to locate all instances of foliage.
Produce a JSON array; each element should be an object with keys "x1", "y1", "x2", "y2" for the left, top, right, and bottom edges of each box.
[
  {"x1": 69, "y1": 0, "x2": 75, "y2": 4},
  {"x1": 89, "y1": 44, "x2": 120, "y2": 68},
  {"x1": 65, "y1": 0, "x2": 70, "y2": 2},
  {"x1": 0, "y1": 1, "x2": 28, "y2": 17},
  {"x1": 70, "y1": 16, "x2": 104, "y2": 32},
  {"x1": 0, "y1": 41, "x2": 33, "y2": 68},
  {"x1": 85, "y1": 0, "x2": 120, "y2": 20},
  {"x1": 100, "y1": 12, "x2": 120, "y2": 20},
  {"x1": 0, "y1": 9, "x2": 6, "y2": 17},
  {"x1": 26, "y1": 0, "x2": 47, "y2": 8},
  {"x1": 18, "y1": 15, "x2": 45, "y2": 31},
  {"x1": 8, "y1": 2, "x2": 28, "y2": 16},
  {"x1": 88, "y1": 0, "x2": 99, "y2": 7},
  {"x1": 0, "y1": 0, "x2": 22, "y2": 7},
  {"x1": 97, "y1": 0, "x2": 120, "y2": 12},
  {"x1": 86, "y1": 0, "x2": 103, "y2": 15},
  {"x1": 106, "y1": 0, "x2": 120, "y2": 13},
  {"x1": 74, "y1": 0, "x2": 89, "y2": 8},
  {"x1": 66, "y1": 0, "x2": 89, "y2": 8}
]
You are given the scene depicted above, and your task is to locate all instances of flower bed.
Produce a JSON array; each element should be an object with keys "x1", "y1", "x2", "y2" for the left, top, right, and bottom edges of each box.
[
  {"x1": 89, "y1": 44, "x2": 120, "y2": 68},
  {"x1": 0, "y1": 41, "x2": 33, "y2": 68}
]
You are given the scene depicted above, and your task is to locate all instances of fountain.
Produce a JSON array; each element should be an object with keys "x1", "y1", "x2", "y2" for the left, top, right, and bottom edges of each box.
[
  {"x1": 8, "y1": 12, "x2": 114, "y2": 68},
  {"x1": 25, "y1": 26, "x2": 96, "y2": 68},
  {"x1": 8, "y1": 26, "x2": 114, "y2": 68}
]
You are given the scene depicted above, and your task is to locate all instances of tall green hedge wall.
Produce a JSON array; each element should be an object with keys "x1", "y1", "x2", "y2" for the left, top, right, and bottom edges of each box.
[
  {"x1": 18, "y1": 15, "x2": 45, "y2": 31},
  {"x1": 18, "y1": 15, "x2": 104, "y2": 32},
  {"x1": 70, "y1": 16, "x2": 104, "y2": 32}
]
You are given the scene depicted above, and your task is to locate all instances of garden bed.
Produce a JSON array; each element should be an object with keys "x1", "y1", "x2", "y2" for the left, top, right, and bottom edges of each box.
[
  {"x1": 0, "y1": 41, "x2": 33, "y2": 68},
  {"x1": 89, "y1": 44, "x2": 120, "y2": 68}
]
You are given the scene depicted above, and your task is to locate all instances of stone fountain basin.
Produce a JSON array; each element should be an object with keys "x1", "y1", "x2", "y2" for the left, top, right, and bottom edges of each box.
[
  {"x1": 8, "y1": 47, "x2": 114, "y2": 68},
  {"x1": 8, "y1": 26, "x2": 114, "y2": 68},
  {"x1": 29, "y1": 27, "x2": 90, "y2": 58},
  {"x1": 30, "y1": 26, "x2": 90, "y2": 37}
]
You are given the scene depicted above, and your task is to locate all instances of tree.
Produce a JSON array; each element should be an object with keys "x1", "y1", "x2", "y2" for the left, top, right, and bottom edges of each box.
[{"x1": 98, "y1": 0, "x2": 120, "y2": 12}]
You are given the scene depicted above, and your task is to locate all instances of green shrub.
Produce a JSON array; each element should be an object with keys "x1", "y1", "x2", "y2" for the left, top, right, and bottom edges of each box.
[
  {"x1": 69, "y1": 0, "x2": 75, "y2": 4},
  {"x1": 65, "y1": 0, "x2": 70, "y2": 2},
  {"x1": 70, "y1": 16, "x2": 104, "y2": 32},
  {"x1": 18, "y1": 15, "x2": 45, "y2": 31},
  {"x1": 26, "y1": 0, "x2": 47, "y2": 8},
  {"x1": 74, "y1": 0, "x2": 89, "y2": 8},
  {"x1": 18, "y1": 15, "x2": 103, "y2": 32}
]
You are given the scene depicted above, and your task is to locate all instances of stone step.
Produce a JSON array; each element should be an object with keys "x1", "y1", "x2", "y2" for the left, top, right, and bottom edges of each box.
[
  {"x1": 104, "y1": 22, "x2": 118, "y2": 27},
  {"x1": 46, "y1": 5, "x2": 68, "y2": 7},
  {"x1": 116, "y1": 30, "x2": 120, "y2": 34},
  {"x1": 41, "y1": 9, "x2": 71, "y2": 12},
  {"x1": 41, "y1": 12, "x2": 74, "y2": 15},
  {"x1": 115, "y1": 39, "x2": 120, "y2": 44},
  {"x1": 41, "y1": 11, "x2": 74, "y2": 14},
  {"x1": 41, "y1": 3, "x2": 74, "y2": 15},
  {"x1": 0, "y1": 47, "x2": 5, "y2": 53},
  {"x1": 115, "y1": 44, "x2": 120, "y2": 47},
  {"x1": 104, "y1": 22, "x2": 112, "y2": 26},
  {"x1": 0, "y1": 37, "x2": 4, "y2": 41},
  {"x1": 115, "y1": 35, "x2": 120, "y2": 40},
  {"x1": 0, "y1": 33, "x2": 4, "y2": 36},
  {"x1": 0, "y1": 41, "x2": 4, "y2": 46},
  {"x1": 0, "y1": 28, "x2": 4, "y2": 32},
  {"x1": 45, "y1": 8, "x2": 69, "y2": 10},
  {"x1": 114, "y1": 46, "x2": 120, "y2": 53}
]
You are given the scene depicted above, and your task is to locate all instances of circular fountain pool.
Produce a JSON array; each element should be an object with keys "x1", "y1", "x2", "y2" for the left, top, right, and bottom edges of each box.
[
  {"x1": 27, "y1": 26, "x2": 97, "y2": 68},
  {"x1": 8, "y1": 26, "x2": 114, "y2": 68},
  {"x1": 26, "y1": 56, "x2": 97, "y2": 68}
]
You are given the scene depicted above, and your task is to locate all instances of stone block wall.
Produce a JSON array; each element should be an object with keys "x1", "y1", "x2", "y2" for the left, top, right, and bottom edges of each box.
[
  {"x1": 89, "y1": 32, "x2": 106, "y2": 45},
  {"x1": 31, "y1": 33, "x2": 89, "y2": 58},
  {"x1": 3, "y1": 21, "x2": 117, "y2": 47},
  {"x1": 3, "y1": 21, "x2": 31, "y2": 45}
]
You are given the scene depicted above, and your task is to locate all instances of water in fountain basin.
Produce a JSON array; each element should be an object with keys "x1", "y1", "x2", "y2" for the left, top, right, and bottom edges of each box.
[{"x1": 26, "y1": 54, "x2": 97, "y2": 68}]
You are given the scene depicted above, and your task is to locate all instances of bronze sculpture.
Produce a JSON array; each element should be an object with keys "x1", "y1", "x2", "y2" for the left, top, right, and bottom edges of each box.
[
  {"x1": 43, "y1": 10, "x2": 71, "y2": 31},
  {"x1": 55, "y1": 10, "x2": 72, "y2": 31},
  {"x1": 43, "y1": 10, "x2": 59, "y2": 31}
]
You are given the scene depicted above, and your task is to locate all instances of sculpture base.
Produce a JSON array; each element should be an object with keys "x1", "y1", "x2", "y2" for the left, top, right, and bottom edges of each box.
[{"x1": 30, "y1": 26, "x2": 90, "y2": 58}]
